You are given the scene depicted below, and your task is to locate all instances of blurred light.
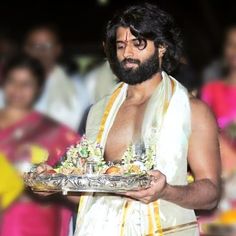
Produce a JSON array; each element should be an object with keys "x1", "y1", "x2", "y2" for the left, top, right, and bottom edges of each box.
[{"x1": 97, "y1": 0, "x2": 109, "y2": 6}]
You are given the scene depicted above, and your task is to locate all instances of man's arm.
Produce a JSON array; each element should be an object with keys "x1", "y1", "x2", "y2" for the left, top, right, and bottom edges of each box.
[{"x1": 124, "y1": 99, "x2": 221, "y2": 210}]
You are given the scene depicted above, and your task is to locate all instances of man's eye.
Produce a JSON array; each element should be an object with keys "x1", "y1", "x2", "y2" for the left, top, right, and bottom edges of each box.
[
  {"x1": 117, "y1": 44, "x2": 124, "y2": 49},
  {"x1": 133, "y1": 40, "x2": 141, "y2": 46},
  {"x1": 133, "y1": 40, "x2": 146, "y2": 50}
]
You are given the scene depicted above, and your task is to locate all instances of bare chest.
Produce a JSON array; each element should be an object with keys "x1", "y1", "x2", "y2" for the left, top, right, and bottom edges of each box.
[{"x1": 104, "y1": 101, "x2": 147, "y2": 162}]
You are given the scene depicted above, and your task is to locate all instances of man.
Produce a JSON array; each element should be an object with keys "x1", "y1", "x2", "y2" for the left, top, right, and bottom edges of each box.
[
  {"x1": 24, "y1": 25, "x2": 84, "y2": 130},
  {"x1": 74, "y1": 3, "x2": 221, "y2": 236}
]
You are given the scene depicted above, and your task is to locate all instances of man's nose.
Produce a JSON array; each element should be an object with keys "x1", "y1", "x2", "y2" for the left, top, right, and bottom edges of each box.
[{"x1": 123, "y1": 44, "x2": 134, "y2": 58}]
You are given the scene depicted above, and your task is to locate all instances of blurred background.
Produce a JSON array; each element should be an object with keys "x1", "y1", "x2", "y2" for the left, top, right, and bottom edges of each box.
[
  {"x1": 1, "y1": 0, "x2": 235, "y2": 75},
  {"x1": 1, "y1": 1, "x2": 236, "y2": 236}
]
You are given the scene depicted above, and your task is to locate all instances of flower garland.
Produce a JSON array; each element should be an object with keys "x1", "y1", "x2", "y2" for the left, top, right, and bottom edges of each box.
[{"x1": 55, "y1": 135, "x2": 156, "y2": 175}]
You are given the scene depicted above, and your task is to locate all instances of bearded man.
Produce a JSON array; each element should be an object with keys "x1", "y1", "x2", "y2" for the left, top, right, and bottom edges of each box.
[{"x1": 73, "y1": 3, "x2": 221, "y2": 236}]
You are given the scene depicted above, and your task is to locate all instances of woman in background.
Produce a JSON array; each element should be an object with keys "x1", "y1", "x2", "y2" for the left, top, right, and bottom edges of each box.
[
  {"x1": 0, "y1": 54, "x2": 80, "y2": 236},
  {"x1": 201, "y1": 25, "x2": 236, "y2": 175}
]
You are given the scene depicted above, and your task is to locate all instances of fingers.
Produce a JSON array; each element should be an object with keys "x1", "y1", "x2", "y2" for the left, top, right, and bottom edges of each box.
[
  {"x1": 140, "y1": 197, "x2": 152, "y2": 204},
  {"x1": 148, "y1": 170, "x2": 162, "y2": 178},
  {"x1": 67, "y1": 195, "x2": 81, "y2": 204},
  {"x1": 120, "y1": 171, "x2": 167, "y2": 204},
  {"x1": 36, "y1": 164, "x2": 46, "y2": 173},
  {"x1": 33, "y1": 191, "x2": 56, "y2": 196},
  {"x1": 123, "y1": 187, "x2": 152, "y2": 199},
  {"x1": 148, "y1": 170, "x2": 166, "y2": 187},
  {"x1": 121, "y1": 191, "x2": 153, "y2": 204},
  {"x1": 36, "y1": 164, "x2": 53, "y2": 174}
]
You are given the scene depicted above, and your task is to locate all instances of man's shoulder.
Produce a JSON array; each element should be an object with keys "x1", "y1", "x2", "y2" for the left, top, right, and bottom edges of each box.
[
  {"x1": 86, "y1": 93, "x2": 113, "y2": 128},
  {"x1": 189, "y1": 97, "x2": 218, "y2": 130},
  {"x1": 189, "y1": 97, "x2": 211, "y2": 112},
  {"x1": 90, "y1": 82, "x2": 123, "y2": 112},
  {"x1": 89, "y1": 94, "x2": 111, "y2": 114},
  {"x1": 85, "y1": 95, "x2": 112, "y2": 138}
]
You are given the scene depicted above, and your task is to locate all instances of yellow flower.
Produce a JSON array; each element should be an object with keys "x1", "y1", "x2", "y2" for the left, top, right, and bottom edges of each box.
[
  {"x1": 0, "y1": 153, "x2": 24, "y2": 210},
  {"x1": 187, "y1": 173, "x2": 194, "y2": 183},
  {"x1": 219, "y1": 210, "x2": 236, "y2": 224}
]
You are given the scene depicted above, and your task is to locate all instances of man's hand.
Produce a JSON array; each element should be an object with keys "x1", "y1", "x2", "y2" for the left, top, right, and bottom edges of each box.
[
  {"x1": 123, "y1": 170, "x2": 167, "y2": 204},
  {"x1": 35, "y1": 163, "x2": 54, "y2": 174},
  {"x1": 30, "y1": 163, "x2": 56, "y2": 197}
]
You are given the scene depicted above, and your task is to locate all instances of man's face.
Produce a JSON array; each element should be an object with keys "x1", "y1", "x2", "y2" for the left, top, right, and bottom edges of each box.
[
  {"x1": 111, "y1": 27, "x2": 160, "y2": 85},
  {"x1": 24, "y1": 29, "x2": 61, "y2": 71}
]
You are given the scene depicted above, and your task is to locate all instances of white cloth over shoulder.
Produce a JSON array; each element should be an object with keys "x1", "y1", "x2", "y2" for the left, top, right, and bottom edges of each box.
[{"x1": 74, "y1": 71, "x2": 199, "y2": 236}]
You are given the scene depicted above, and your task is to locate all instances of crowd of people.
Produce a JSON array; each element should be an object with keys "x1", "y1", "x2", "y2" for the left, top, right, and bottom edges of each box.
[{"x1": 0, "y1": 2, "x2": 236, "y2": 236}]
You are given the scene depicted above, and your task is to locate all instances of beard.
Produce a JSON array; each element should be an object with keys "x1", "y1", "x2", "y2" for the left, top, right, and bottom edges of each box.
[{"x1": 109, "y1": 50, "x2": 160, "y2": 85}]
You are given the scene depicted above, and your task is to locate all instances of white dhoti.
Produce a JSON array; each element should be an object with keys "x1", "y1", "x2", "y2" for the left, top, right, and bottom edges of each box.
[{"x1": 74, "y1": 71, "x2": 199, "y2": 236}]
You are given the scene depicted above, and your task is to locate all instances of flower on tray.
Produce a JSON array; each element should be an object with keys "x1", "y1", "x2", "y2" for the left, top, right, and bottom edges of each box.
[
  {"x1": 55, "y1": 136, "x2": 104, "y2": 175},
  {"x1": 54, "y1": 136, "x2": 157, "y2": 176}
]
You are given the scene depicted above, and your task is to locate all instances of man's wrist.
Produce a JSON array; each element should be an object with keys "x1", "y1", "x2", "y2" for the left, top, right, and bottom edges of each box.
[{"x1": 159, "y1": 183, "x2": 171, "y2": 200}]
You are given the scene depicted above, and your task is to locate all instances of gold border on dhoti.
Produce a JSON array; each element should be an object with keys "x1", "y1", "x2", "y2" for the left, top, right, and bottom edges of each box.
[
  {"x1": 145, "y1": 221, "x2": 198, "y2": 235},
  {"x1": 96, "y1": 83, "x2": 124, "y2": 143},
  {"x1": 153, "y1": 201, "x2": 163, "y2": 235},
  {"x1": 161, "y1": 221, "x2": 198, "y2": 235},
  {"x1": 147, "y1": 79, "x2": 176, "y2": 236},
  {"x1": 77, "y1": 84, "x2": 124, "y2": 226},
  {"x1": 92, "y1": 77, "x2": 186, "y2": 236},
  {"x1": 120, "y1": 200, "x2": 130, "y2": 236}
]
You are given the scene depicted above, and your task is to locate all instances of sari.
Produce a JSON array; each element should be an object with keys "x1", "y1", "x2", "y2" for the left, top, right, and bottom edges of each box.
[
  {"x1": 0, "y1": 111, "x2": 80, "y2": 236},
  {"x1": 200, "y1": 80, "x2": 236, "y2": 235},
  {"x1": 201, "y1": 80, "x2": 236, "y2": 173},
  {"x1": 201, "y1": 80, "x2": 236, "y2": 129}
]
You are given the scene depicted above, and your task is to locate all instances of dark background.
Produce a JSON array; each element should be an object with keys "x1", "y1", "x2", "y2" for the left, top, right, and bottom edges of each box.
[{"x1": 0, "y1": 0, "x2": 236, "y2": 71}]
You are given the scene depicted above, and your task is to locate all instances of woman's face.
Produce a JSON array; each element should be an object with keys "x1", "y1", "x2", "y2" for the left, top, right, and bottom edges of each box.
[
  {"x1": 224, "y1": 28, "x2": 236, "y2": 70},
  {"x1": 3, "y1": 68, "x2": 39, "y2": 109}
]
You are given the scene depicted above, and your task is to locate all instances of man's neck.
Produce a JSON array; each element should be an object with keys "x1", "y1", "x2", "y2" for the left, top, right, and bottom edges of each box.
[{"x1": 126, "y1": 72, "x2": 162, "y2": 103}]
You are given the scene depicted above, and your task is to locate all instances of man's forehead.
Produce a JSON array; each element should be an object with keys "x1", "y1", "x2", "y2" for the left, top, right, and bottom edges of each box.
[{"x1": 116, "y1": 27, "x2": 136, "y2": 41}]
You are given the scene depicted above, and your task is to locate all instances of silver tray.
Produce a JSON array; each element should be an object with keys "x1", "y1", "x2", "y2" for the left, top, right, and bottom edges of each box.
[
  {"x1": 24, "y1": 173, "x2": 66, "y2": 192},
  {"x1": 24, "y1": 172, "x2": 151, "y2": 195}
]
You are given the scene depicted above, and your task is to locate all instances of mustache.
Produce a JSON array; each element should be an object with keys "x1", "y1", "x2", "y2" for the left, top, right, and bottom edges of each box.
[{"x1": 121, "y1": 58, "x2": 141, "y2": 66}]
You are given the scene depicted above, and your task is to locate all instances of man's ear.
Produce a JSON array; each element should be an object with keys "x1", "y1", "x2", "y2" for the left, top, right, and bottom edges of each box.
[{"x1": 158, "y1": 45, "x2": 167, "y2": 58}]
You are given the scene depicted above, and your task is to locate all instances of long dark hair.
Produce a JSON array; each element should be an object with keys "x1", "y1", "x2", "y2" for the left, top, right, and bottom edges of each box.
[{"x1": 105, "y1": 3, "x2": 183, "y2": 74}]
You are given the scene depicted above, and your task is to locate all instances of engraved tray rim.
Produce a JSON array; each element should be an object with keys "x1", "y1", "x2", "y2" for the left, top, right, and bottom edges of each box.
[{"x1": 24, "y1": 172, "x2": 152, "y2": 194}]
